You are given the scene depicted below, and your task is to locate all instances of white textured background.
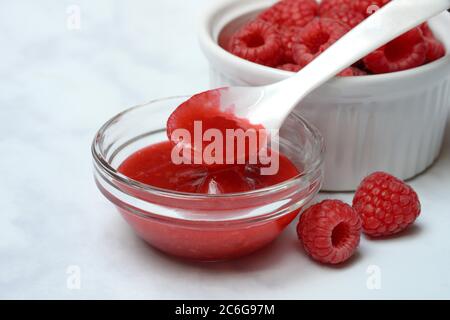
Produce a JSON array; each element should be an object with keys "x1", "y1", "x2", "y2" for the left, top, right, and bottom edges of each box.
[{"x1": 1, "y1": 0, "x2": 449, "y2": 299}]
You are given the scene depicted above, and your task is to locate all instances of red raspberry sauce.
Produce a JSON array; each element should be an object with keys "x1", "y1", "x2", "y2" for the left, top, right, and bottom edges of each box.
[
  {"x1": 118, "y1": 141, "x2": 299, "y2": 194},
  {"x1": 111, "y1": 90, "x2": 304, "y2": 260},
  {"x1": 166, "y1": 89, "x2": 268, "y2": 166},
  {"x1": 115, "y1": 142, "x2": 301, "y2": 260}
]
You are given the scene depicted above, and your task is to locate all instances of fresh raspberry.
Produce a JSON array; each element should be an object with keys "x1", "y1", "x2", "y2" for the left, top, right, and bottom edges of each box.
[
  {"x1": 420, "y1": 22, "x2": 434, "y2": 38},
  {"x1": 321, "y1": 5, "x2": 365, "y2": 28},
  {"x1": 420, "y1": 23, "x2": 446, "y2": 62},
  {"x1": 353, "y1": 172, "x2": 421, "y2": 238},
  {"x1": 276, "y1": 63, "x2": 302, "y2": 72},
  {"x1": 259, "y1": 0, "x2": 318, "y2": 28},
  {"x1": 338, "y1": 66, "x2": 368, "y2": 76},
  {"x1": 297, "y1": 200, "x2": 362, "y2": 265},
  {"x1": 279, "y1": 26, "x2": 302, "y2": 62},
  {"x1": 319, "y1": 0, "x2": 351, "y2": 15},
  {"x1": 320, "y1": 0, "x2": 390, "y2": 17},
  {"x1": 229, "y1": 20, "x2": 283, "y2": 67},
  {"x1": 425, "y1": 38, "x2": 446, "y2": 62},
  {"x1": 351, "y1": 0, "x2": 390, "y2": 17},
  {"x1": 292, "y1": 18, "x2": 350, "y2": 67},
  {"x1": 363, "y1": 28, "x2": 427, "y2": 74}
]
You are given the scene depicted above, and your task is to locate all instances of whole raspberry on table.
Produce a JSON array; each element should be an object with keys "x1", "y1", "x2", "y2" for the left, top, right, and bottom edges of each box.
[
  {"x1": 229, "y1": 20, "x2": 283, "y2": 67},
  {"x1": 297, "y1": 200, "x2": 362, "y2": 265},
  {"x1": 292, "y1": 18, "x2": 350, "y2": 67},
  {"x1": 321, "y1": 5, "x2": 365, "y2": 28},
  {"x1": 259, "y1": 0, "x2": 318, "y2": 28},
  {"x1": 353, "y1": 172, "x2": 421, "y2": 238},
  {"x1": 363, "y1": 27, "x2": 427, "y2": 74},
  {"x1": 420, "y1": 23, "x2": 446, "y2": 62}
]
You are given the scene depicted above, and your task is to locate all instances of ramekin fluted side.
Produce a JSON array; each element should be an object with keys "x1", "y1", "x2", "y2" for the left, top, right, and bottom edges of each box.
[{"x1": 298, "y1": 78, "x2": 450, "y2": 190}]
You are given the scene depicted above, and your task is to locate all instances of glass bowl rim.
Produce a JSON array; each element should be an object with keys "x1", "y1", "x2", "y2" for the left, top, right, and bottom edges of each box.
[{"x1": 92, "y1": 95, "x2": 325, "y2": 200}]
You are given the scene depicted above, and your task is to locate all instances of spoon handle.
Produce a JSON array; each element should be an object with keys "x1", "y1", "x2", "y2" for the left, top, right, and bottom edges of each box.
[{"x1": 267, "y1": 0, "x2": 450, "y2": 114}]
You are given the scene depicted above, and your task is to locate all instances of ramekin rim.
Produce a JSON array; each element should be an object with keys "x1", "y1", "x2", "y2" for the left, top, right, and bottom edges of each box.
[
  {"x1": 92, "y1": 95, "x2": 325, "y2": 200},
  {"x1": 197, "y1": 0, "x2": 450, "y2": 85}
]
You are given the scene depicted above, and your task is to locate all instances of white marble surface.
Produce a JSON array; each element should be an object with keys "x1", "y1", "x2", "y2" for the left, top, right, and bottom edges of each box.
[{"x1": 1, "y1": 0, "x2": 450, "y2": 299}]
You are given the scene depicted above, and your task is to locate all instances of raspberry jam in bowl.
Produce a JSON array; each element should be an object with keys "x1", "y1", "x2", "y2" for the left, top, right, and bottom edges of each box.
[{"x1": 92, "y1": 96, "x2": 324, "y2": 261}]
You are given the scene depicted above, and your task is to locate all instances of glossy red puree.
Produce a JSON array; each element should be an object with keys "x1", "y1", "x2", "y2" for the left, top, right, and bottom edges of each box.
[
  {"x1": 118, "y1": 141, "x2": 299, "y2": 194},
  {"x1": 112, "y1": 91, "x2": 304, "y2": 261},
  {"x1": 116, "y1": 142, "x2": 301, "y2": 261},
  {"x1": 167, "y1": 89, "x2": 267, "y2": 165},
  {"x1": 166, "y1": 89, "x2": 263, "y2": 145}
]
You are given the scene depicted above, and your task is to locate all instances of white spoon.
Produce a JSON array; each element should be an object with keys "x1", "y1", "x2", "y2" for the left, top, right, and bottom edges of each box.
[{"x1": 168, "y1": 0, "x2": 450, "y2": 134}]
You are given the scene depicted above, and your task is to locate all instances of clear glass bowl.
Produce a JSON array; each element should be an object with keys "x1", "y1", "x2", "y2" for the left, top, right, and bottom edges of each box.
[{"x1": 92, "y1": 96, "x2": 324, "y2": 261}]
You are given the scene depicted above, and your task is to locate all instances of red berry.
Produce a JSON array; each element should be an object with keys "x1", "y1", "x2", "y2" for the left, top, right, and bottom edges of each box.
[
  {"x1": 279, "y1": 26, "x2": 302, "y2": 62},
  {"x1": 420, "y1": 22, "x2": 434, "y2": 38},
  {"x1": 338, "y1": 66, "x2": 368, "y2": 76},
  {"x1": 353, "y1": 172, "x2": 421, "y2": 238},
  {"x1": 425, "y1": 38, "x2": 446, "y2": 62},
  {"x1": 320, "y1": 0, "x2": 390, "y2": 17},
  {"x1": 297, "y1": 200, "x2": 362, "y2": 265},
  {"x1": 229, "y1": 20, "x2": 283, "y2": 67},
  {"x1": 259, "y1": 0, "x2": 318, "y2": 28},
  {"x1": 420, "y1": 23, "x2": 446, "y2": 62},
  {"x1": 351, "y1": 0, "x2": 390, "y2": 17},
  {"x1": 277, "y1": 63, "x2": 302, "y2": 72},
  {"x1": 321, "y1": 5, "x2": 365, "y2": 28},
  {"x1": 319, "y1": 0, "x2": 351, "y2": 15},
  {"x1": 363, "y1": 28, "x2": 427, "y2": 74},
  {"x1": 292, "y1": 18, "x2": 350, "y2": 67}
]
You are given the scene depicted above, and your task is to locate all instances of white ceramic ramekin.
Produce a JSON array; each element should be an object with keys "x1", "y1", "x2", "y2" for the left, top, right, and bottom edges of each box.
[{"x1": 198, "y1": 0, "x2": 450, "y2": 191}]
